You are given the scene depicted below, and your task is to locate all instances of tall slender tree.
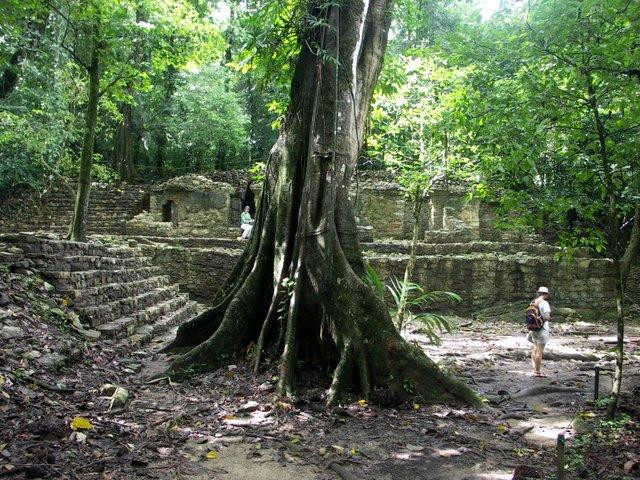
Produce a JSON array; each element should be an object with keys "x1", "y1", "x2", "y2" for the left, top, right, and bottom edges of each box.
[{"x1": 163, "y1": 0, "x2": 479, "y2": 407}]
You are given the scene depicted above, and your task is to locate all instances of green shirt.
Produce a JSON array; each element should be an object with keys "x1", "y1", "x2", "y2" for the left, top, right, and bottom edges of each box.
[{"x1": 240, "y1": 211, "x2": 252, "y2": 224}]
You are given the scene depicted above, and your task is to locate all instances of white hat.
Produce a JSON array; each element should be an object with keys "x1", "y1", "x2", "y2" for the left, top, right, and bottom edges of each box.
[{"x1": 537, "y1": 286, "x2": 549, "y2": 294}]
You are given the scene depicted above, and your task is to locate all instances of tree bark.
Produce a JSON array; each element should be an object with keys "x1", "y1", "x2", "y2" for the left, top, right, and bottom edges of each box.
[
  {"x1": 0, "y1": 50, "x2": 22, "y2": 100},
  {"x1": 586, "y1": 73, "x2": 631, "y2": 418},
  {"x1": 163, "y1": 0, "x2": 479, "y2": 408},
  {"x1": 113, "y1": 96, "x2": 136, "y2": 181},
  {"x1": 155, "y1": 65, "x2": 176, "y2": 177},
  {"x1": 68, "y1": 23, "x2": 101, "y2": 242}
]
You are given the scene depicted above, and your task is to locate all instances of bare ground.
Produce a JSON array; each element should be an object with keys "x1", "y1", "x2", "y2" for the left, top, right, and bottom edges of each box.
[{"x1": 2, "y1": 274, "x2": 639, "y2": 480}]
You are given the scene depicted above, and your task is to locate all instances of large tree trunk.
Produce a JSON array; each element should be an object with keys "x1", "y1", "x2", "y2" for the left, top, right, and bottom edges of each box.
[
  {"x1": 0, "y1": 50, "x2": 22, "y2": 100},
  {"x1": 163, "y1": 0, "x2": 479, "y2": 407},
  {"x1": 0, "y1": 9, "x2": 49, "y2": 100},
  {"x1": 155, "y1": 65, "x2": 176, "y2": 177},
  {"x1": 113, "y1": 97, "x2": 136, "y2": 181},
  {"x1": 68, "y1": 25, "x2": 101, "y2": 242}
]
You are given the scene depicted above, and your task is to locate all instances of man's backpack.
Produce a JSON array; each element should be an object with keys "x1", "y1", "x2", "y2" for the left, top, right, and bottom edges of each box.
[{"x1": 525, "y1": 300, "x2": 544, "y2": 331}]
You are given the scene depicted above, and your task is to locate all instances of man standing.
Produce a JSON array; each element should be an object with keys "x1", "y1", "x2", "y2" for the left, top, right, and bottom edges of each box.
[
  {"x1": 527, "y1": 286, "x2": 552, "y2": 377},
  {"x1": 239, "y1": 206, "x2": 254, "y2": 240}
]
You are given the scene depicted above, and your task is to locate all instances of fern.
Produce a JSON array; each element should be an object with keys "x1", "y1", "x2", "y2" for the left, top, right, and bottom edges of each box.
[{"x1": 363, "y1": 266, "x2": 461, "y2": 345}]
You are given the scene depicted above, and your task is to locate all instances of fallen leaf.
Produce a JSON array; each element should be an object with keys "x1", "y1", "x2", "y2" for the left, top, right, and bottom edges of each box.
[
  {"x1": 70, "y1": 417, "x2": 92, "y2": 431},
  {"x1": 157, "y1": 447, "x2": 172, "y2": 457},
  {"x1": 206, "y1": 450, "x2": 219, "y2": 460},
  {"x1": 578, "y1": 411, "x2": 595, "y2": 420},
  {"x1": 290, "y1": 437, "x2": 301, "y2": 444},
  {"x1": 624, "y1": 460, "x2": 638, "y2": 473},
  {"x1": 69, "y1": 431, "x2": 87, "y2": 443},
  {"x1": 276, "y1": 401, "x2": 293, "y2": 412},
  {"x1": 412, "y1": 403, "x2": 421, "y2": 410}
]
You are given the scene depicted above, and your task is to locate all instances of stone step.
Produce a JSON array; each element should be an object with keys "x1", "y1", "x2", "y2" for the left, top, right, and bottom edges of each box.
[
  {"x1": 129, "y1": 301, "x2": 200, "y2": 345},
  {"x1": 44, "y1": 266, "x2": 164, "y2": 290},
  {"x1": 65, "y1": 275, "x2": 172, "y2": 308},
  {"x1": 124, "y1": 235, "x2": 240, "y2": 249},
  {"x1": 361, "y1": 240, "x2": 593, "y2": 257},
  {"x1": 79, "y1": 284, "x2": 180, "y2": 326},
  {"x1": 0, "y1": 251, "x2": 24, "y2": 264},
  {"x1": 95, "y1": 294, "x2": 190, "y2": 339},
  {"x1": 29, "y1": 254, "x2": 152, "y2": 272},
  {"x1": 2, "y1": 234, "x2": 138, "y2": 257}
]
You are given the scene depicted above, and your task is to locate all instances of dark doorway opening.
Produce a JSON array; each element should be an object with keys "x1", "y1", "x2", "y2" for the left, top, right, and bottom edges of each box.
[
  {"x1": 141, "y1": 192, "x2": 151, "y2": 212},
  {"x1": 243, "y1": 183, "x2": 256, "y2": 215},
  {"x1": 162, "y1": 200, "x2": 176, "y2": 225}
]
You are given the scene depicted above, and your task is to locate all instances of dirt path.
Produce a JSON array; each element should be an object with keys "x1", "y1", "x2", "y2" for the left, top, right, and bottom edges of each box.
[{"x1": 119, "y1": 318, "x2": 639, "y2": 480}]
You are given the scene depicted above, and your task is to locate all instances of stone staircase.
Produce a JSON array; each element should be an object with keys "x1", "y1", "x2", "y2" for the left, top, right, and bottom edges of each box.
[
  {"x1": 0, "y1": 233, "x2": 200, "y2": 344},
  {"x1": 0, "y1": 183, "x2": 148, "y2": 235}
]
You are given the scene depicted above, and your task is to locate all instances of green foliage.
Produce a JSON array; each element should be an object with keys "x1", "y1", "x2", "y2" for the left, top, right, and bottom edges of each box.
[
  {"x1": 161, "y1": 64, "x2": 249, "y2": 174},
  {"x1": 0, "y1": 0, "x2": 246, "y2": 195},
  {"x1": 363, "y1": 264, "x2": 461, "y2": 345},
  {"x1": 249, "y1": 161, "x2": 267, "y2": 183},
  {"x1": 446, "y1": 0, "x2": 640, "y2": 255},
  {"x1": 363, "y1": 263, "x2": 386, "y2": 301},
  {"x1": 387, "y1": 278, "x2": 461, "y2": 345}
]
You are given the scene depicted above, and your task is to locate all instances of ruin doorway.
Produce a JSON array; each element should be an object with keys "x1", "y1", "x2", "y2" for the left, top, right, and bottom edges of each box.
[
  {"x1": 242, "y1": 183, "x2": 256, "y2": 216},
  {"x1": 162, "y1": 200, "x2": 178, "y2": 227}
]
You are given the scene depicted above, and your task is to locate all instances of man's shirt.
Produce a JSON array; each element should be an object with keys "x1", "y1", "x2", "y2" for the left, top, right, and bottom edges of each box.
[{"x1": 538, "y1": 299, "x2": 551, "y2": 330}]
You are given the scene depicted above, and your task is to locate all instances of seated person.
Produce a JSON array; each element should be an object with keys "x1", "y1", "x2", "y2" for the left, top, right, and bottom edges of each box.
[{"x1": 239, "y1": 206, "x2": 254, "y2": 239}]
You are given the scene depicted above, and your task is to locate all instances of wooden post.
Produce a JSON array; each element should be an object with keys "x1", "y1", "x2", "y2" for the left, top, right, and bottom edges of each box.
[
  {"x1": 594, "y1": 366, "x2": 600, "y2": 401},
  {"x1": 556, "y1": 434, "x2": 566, "y2": 480}
]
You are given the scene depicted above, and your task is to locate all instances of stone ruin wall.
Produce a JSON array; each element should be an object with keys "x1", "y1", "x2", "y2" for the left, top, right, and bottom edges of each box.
[
  {"x1": 353, "y1": 173, "x2": 523, "y2": 243},
  {"x1": 0, "y1": 171, "x2": 624, "y2": 312},
  {"x1": 142, "y1": 241, "x2": 615, "y2": 311},
  {"x1": 354, "y1": 180, "x2": 483, "y2": 240}
]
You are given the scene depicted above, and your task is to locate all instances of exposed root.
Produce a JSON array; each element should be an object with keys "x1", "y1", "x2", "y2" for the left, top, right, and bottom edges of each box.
[
  {"x1": 160, "y1": 302, "x2": 227, "y2": 352},
  {"x1": 253, "y1": 283, "x2": 287, "y2": 372},
  {"x1": 353, "y1": 340, "x2": 370, "y2": 400},
  {"x1": 277, "y1": 262, "x2": 304, "y2": 397},
  {"x1": 164, "y1": 265, "x2": 266, "y2": 380},
  {"x1": 510, "y1": 385, "x2": 580, "y2": 399},
  {"x1": 327, "y1": 341, "x2": 354, "y2": 406},
  {"x1": 163, "y1": 208, "x2": 277, "y2": 379}
]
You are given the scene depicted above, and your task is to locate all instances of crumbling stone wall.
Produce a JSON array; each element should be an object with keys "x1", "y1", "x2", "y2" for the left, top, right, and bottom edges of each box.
[
  {"x1": 0, "y1": 182, "x2": 147, "y2": 235},
  {"x1": 125, "y1": 174, "x2": 261, "y2": 238},
  {"x1": 140, "y1": 244, "x2": 240, "y2": 301},
  {"x1": 353, "y1": 173, "x2": 487, "y2": 241},
  {"x1": 143, "y1": 242, "x2": 616, "y2": 311},
  {"x1": 369, "y1": 252, "x2": 615, "y2": 310}
]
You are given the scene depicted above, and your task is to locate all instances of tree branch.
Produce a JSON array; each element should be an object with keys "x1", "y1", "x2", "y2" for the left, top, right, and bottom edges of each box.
[
  {"x1": 99, "y1": 71, "x2": 138, "y2": 98},
  {"x1": 59, "y1": 42, "x2": 89, "y2": 70}
]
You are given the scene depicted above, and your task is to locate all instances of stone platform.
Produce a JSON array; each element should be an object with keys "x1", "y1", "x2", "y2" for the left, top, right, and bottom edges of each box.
[
  {"x1": 116, "y1": 235, "x2": 615, "y2": 311},
  {"x1": 0, "y1": 233, "x2": 201, "y2": 343}
]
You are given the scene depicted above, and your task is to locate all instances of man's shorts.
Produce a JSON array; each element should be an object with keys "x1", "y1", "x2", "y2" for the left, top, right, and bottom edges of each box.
[{"x1": 527, "y1": 327, "x2": 549, "y2": 346}]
